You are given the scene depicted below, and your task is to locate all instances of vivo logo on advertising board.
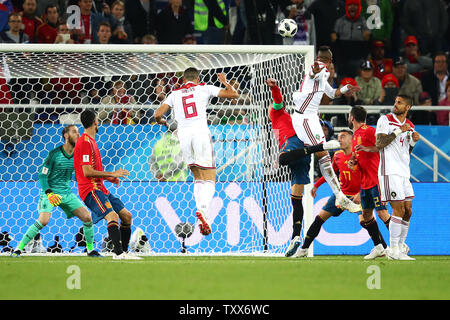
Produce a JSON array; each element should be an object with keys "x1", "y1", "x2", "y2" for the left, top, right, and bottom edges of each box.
[{"x1": 154, "y1": 182, "x2": 372, "y2": 248}]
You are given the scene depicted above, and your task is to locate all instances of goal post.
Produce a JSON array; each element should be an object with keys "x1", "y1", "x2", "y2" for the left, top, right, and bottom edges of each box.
[{"x1": 0, "y1": 44, "x2": 315, "y2": 256}]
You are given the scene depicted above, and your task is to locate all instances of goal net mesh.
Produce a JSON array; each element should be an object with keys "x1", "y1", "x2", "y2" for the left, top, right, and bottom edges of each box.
[{"x1": 0, "y1": 47, "x2": 310, "y2": 255}]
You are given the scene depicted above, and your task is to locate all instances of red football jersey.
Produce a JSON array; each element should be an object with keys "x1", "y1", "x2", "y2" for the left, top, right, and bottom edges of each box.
[
  {"x1": 74, "y1": 133, "x2": 109, "y2": 201},
  {"x1": 314, "y1": 150, "x2": 361, "y2": 196},
  {"x1": 352, "y1": 124, "x2": 380, "y2": 189},
  {"x1": 269, "y1": 107, "x2": 297, "y2": 148}
]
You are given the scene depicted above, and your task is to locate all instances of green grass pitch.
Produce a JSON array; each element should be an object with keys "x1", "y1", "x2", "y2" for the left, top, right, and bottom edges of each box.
[{"x1": 0, "y1": 255, "x2": 449, "y2": 300}]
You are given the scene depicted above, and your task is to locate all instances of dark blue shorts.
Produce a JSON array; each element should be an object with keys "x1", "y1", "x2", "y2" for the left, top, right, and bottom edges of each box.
[
  {"x1": 322, "y1": 194, "x2": 361, "y2": 216},
  {"x1": 84, "y1": 190, "x2": 125, "y2": 224},
  {"x1": 280, "y1": 135, "x2": 311, "y2": 185},
  {"x1": 360, "y1": 185, "x2": 387, "y2": 211}
]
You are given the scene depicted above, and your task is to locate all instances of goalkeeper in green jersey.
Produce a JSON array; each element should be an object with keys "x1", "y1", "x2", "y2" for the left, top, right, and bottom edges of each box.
[{"x1": 11, "y1": 125, "x2": 101, "y2": 257}]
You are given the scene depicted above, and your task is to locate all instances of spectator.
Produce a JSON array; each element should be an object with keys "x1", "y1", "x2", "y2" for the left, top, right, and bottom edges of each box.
[
  {"x1": 140, "y1": 77, "x2": 170, "y2": 124},
  {"x1": 409, "y1": 91, "x2": 437, "y2": 125},
  {"x1": 369, "y1": 40, "x2": 393, "y2": 80},
  {"x1": 421, "y1": 52, "x2": 449, "y2": 106},
  {"x1": 125, "y1": 0, "x2": 157, "y2": 43},
  {"x1": 333, "y1": 77, "x2": 362, "y2": 126},
  {"x1": 100, "y1": 80, "x2": 139, "y2": 124},
  {"x1": 355, "y1": 60, "x2": 382, "y2": 105},
  {"x1": 217, "y1": 78, "x2": 248, "y2": 124},
  {"x1": 141, "y1": 33, "x2": 157, "y2": 44},
  {"x1": 82, "y1": 88, "x2": 102, "y2": 104},
  {"x1": 182, "y1": 33, "x2": 197, "y2": 44},
  {"x1": 156, "y1": 0, "x2": 193, "y2": 44},
  {"x1": 242, "y1": 0, "x2": 280, "y2": 45},
  {"x1": 0, "y1": 0, "x2": 13, "y2": 33},
  {"x1": 36, "y1": 0, "x2": 66, "y2": 18},
  {"x1": 229, "y1": 0, "x2": 247, "y2": 44},
  {"x1": 109, "y1": 0, "x2": 133, "y2": 44},
  {"x1": 96, "y1": 21, "x2": 111, "y2": 44},
  {"x1": 360, "y1": 0, "x2": 393, "y2": 44},
  {"x1": 392, "y1": 57, "x2": 423, "y2": 105},
  {"x1": 73, "y1": 0, "x2": 110, "y2": 44},
  {"x1": 282, "y1": 0, "x2": 315, "y2": 46},
  {"x1": 36, "y1": 4, "x2": 59, "y2": 43},
  {"x1": 327, "y1": 62, "x2": 338, "y2": 89},
  {"x1": 400, "y1": 0, "x2": 448, "y2": 56},
  {"x1": 0, "y1": 12, "x2": 29, "y2": 43},
  {"x1": 331, "y1": 0, "x2": 370, "y2": 78},
  {"x1": 192, "y1": 0, "x2": 228, "y2": 44},
  {"x1": 334, "y1": 77, "x2": 362, "y2": 106},
  {"x1": 54, "y1": 20, "x2": 74, "y2": 43},
  {"x1": 21, "y1": 0, "x2": 42, "y2": 42},
  {"x1": 375, "y1": 73, "x2": 399, "y2": 106},
  {"x1": 437, "y1": 81, "x2": 450, "y2": 125},
  {"x1": 402, "y1": 35, "x2": 433, "y2": 78},
  {"x1": 306, "y1": 0, "x2": 345, "y2": 47}
]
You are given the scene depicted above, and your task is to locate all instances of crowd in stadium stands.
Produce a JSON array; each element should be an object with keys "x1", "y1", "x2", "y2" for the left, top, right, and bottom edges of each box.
[{"x1": 0, "y1": 0, "x2": 449, "y2": 126}]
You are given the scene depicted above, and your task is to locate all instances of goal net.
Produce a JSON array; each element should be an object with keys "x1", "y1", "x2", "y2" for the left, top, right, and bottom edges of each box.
[{"x1": 0, "y1": 44, "x2": 314, "y2": 255}]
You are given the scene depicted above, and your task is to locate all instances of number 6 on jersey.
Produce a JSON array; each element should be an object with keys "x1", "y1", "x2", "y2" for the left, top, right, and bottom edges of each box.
[{"x1": 182, "y1": 94, "x2": 198, "y2": 118}]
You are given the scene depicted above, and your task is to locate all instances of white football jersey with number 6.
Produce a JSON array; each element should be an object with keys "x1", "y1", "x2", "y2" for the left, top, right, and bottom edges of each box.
[{"x1": 164, "y1": 82, "x2": 222, "y2": 129}]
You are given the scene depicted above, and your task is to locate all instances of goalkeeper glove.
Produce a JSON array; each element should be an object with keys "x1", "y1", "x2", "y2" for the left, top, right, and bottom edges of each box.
[{"x1": 47, "y1": 191, "x2": 62, "y2": 207}]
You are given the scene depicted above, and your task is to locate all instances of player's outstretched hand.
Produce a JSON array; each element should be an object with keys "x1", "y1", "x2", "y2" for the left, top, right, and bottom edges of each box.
[
  {"x1": 266, "y1": 78, "x2": 277, "y2": 87},
  {"x1": 411, "y1": 131, "x2": 420, "y2": 142},
  {"x1": 217, "y1": 73, "x2": 228, "y2": 84},
  {"x1": 113, "y1": 169, "x2": 130, "y2": 179},
  {"x1": 311, "y1": 61, "x2": 324, "y2": 74}
]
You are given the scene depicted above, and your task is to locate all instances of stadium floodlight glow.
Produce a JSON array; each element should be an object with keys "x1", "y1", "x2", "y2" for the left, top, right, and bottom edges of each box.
[{"x1": 0, "y1": 44, "x2": 315, "y2": 256}]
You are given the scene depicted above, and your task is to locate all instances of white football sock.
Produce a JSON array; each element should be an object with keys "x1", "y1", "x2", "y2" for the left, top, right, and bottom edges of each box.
[
  {"x1": 318, "y1": 155, "x2": 341, "y2": 197},
  {"x1": 202, "y1": 180, "x2": 216, "y2": 218},
  {"x1": 193, "y1": 180, "x2": 206, "y2": 213},
  {"x1": 389, "y1": 216, "x2": 403, "y2": 248},
  {"x1": 399, "y1": 219, "x2": 410, "y2": 247}
]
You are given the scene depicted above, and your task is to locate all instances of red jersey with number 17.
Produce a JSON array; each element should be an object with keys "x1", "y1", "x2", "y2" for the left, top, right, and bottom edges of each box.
[
  {"x1": 352, "y1": 124, "x2": 380, "y2": 189},
  {"x1": 314, "y1": 150, "x2": 361, "y2": 196},
  {"x1": 74, "y1": 133, "x2": 109, "y2": 201}
]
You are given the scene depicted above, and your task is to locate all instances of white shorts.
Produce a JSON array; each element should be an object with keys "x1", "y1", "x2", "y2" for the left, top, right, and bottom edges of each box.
[
  {"x1": 177, "y1": 127, "x2": 216, "y2": 169},
  {"x1": 379, "y1": 174, "x2": 414, "y2": 203},
  {"x1": 291, "y1": 112, "x2": 326, "y2": 146}
]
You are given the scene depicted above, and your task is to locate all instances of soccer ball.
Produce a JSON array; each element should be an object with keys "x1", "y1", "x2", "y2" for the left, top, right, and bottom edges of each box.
[
  {"x1": 175, "y1": 222, "x2": 194, "y2": 239},
  {"x1": 278, "y1": 19, "x2": 298, "y2": 38}
]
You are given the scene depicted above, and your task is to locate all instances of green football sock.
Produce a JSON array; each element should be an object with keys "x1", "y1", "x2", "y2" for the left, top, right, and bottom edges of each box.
[
  {"x1": 17, "y1": 220, "x2": 44, "y2": 251},
  {"x1": 83, "y1": 221, "x2": 94, "y2": 252}
]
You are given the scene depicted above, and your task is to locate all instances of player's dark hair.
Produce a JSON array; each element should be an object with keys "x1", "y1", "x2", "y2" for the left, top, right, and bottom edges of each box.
[
  {"x1": 317, "y1": 46, "x2": 333, "y2": 62},
  {"x1": 397, "y1": 94, "x2": 413, "y2": 107},
  {"x1": 80, "y1": 109, "x2": 97, "y2": 129},
  {"x1": 61, "y1": 125, "x2": 76, "y2": 140},
  {"x1": 350, "y1": 106, "x2": 367, "y2": 123},
  {"x1": 184, "y1": 67, "x2": 200, "y2": 81}
]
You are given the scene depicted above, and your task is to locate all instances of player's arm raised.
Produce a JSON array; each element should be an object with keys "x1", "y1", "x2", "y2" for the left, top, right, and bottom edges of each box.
[
  {"x1": 334, "y1": 82, "x2": 361, "y2": 98},
  {"x1": 217, "y1": 73, "x2": 239, "y2": 99}
]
